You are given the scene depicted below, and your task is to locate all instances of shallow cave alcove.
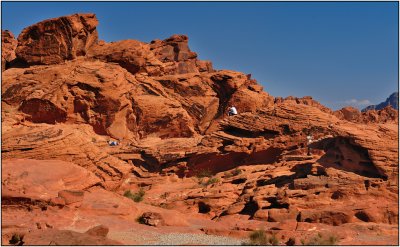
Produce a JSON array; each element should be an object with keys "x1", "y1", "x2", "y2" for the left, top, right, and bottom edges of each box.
[{"x1": 314, "y1": 137, "x2": 387, "y2": 179}]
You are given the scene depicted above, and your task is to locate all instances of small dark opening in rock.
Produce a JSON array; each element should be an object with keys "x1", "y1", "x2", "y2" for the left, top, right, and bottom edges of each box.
[
  {"x1": 355, "y1": 211, "x2": 371, "y2": 222},
  {"x1": 304, "y1": 218, "x2": 313, "y2": 223},
  {"x1": 198, "y1": 201, "x2": 211, "y2": 214},
  {"x1": 364, "y1": 180, "x2": 370, "y2": 191},
  {"x1": 331, "y1": 191, "x2": 345, "y2": 200},
  {"x1": 239, "y1": 198, "x2": 259, "y2": 216},
  {"x1": 265, "y1": 197, "x2": 289, "y2": 209},
  {"x1": 296, "y1": 212, "x2": 301, "y2": 222},
  {"x1": 231, "y1": 178, "x2": 247, "y2": 184},
  {"x1": 280, "y1": 124, "x2": 292, "y2": 135},
  {"x1": 371, "y1": 183, "x2": 379, "y2": 188}
]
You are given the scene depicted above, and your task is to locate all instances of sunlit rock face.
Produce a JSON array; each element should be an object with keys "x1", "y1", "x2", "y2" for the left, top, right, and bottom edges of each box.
[{"x1": 1, "y1": 13, "x2": 398, "y2": 246}]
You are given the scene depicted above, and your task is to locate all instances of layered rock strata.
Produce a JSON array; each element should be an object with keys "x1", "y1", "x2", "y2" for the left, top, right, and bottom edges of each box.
[{"x1": 2, "y1": 13, "x2": 398, "y2": 245}]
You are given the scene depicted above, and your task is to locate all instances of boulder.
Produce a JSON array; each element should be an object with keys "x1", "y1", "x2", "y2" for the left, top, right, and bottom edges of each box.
[
  {"x1": 138, "y1": 212, "x2": 164, "y2": 226},
  {"x1": 334, "y1": 106, "x2": 362, "y2": 122}
]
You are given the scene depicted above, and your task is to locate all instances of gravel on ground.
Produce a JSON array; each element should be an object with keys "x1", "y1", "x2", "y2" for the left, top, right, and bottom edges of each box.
[{"x1": 109, "y1": 230, "x2": 244, "y2": 245}]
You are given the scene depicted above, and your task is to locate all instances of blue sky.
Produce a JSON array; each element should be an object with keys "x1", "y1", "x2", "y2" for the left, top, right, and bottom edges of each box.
[{"x1": 2, "y1": 2, "x2": 398, "y2": 110}]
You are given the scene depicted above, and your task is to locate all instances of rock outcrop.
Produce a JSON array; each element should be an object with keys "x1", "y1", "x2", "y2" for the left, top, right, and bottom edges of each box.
[
  {"x1": 1, "y1": 30, "x2": 17, "y2": 71},
  {"x1": 274, "y1": 96, "x2": 333, "y2": 114},
  {"x1": 15, "y1": 13, "x2": 98, "y2": 65},
  {"x1": 2, "y1": 13, "x2": 398, "y2": 246},
  {"x1": 334, "y1": 106, "x2": 362, "y2": 122},
  {"x1": 2, "y1": 59, "x2": 274, "y2": 140},
  {"x1": 18, "y1": 229, "x2": 121, "y2": 245},
  {"x1": 149, "y1": 34, "x2": 214, "y2": 74},
  {"x1": 361, "y1": 106, "x2": 398, "y2": 123},
  {"x1": 334, "y1": 106, "x2": 398, "y2": 124},
  {"x1": 1, "y1": 123, "x2": 133, "y2": 189},
  {"x1": 2, "y1": 159, "x2": 100, "y2": 201},
  {"x1": 87, "y1": 39, "x2": 164, "y2": 76}
]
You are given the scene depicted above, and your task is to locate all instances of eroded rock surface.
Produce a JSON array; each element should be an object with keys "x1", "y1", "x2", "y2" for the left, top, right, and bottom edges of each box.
[
  {"x1": 21, "y1": 229, "x2": 121, "y2": 245},
  {"x1": 2, "y1": 13, "x2": 398, "y2": 246},
  {"x1": 15, "y1": 13, "x2": 98, "y2": 65},
  {"x1": 1, "y1": 30, "x2": 17, "y2": 71},
  {"x1": 334, "y1": 106, "x2": 398, "y2": 124}
]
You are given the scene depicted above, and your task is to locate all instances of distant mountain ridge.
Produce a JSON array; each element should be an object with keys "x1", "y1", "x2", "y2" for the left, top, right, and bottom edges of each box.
[{"x1": 362, "y1": 92, "x2": 399, "y2": 112}]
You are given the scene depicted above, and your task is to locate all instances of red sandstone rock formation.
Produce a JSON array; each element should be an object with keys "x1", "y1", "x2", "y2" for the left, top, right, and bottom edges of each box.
[
  {"x1": 2, "y1": 13, "x2": 398, "y2": 245},
  {"x1": 274, "y1": 96, "x2": 333, "y2": 114},
  {"x1": 15, "y1": 13, "x2": 98, "y2": 65},
  {"x1": 17, "y1": 229, "x2": 121, "y2": 245},
  {"x1": 362, "y1": 106, "x2": 398, "y2": 123},
  {"x1": 333, "y1": 106, "x2": 362, "y2": 122},
  {"x1": 87, "y1": 39, "x2": 164, "y2": 76},
  {"x1": 2, "y1": 59, "x2": 274, "y2": 140},
  {"x1": 149, "y1": 34, "x2": 214, "y2": 74},
  {"x1": 334, "y1": 106, "x2": 398, "y2": 124},
  {"x1": 1, "y1": 30, "x2": 17, "y2": 71}
]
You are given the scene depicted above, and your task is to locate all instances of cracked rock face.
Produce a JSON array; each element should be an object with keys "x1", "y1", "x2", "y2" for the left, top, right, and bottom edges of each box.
[{"x1": 1, "y1": 13, "x2": 398, "y2": 246}]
